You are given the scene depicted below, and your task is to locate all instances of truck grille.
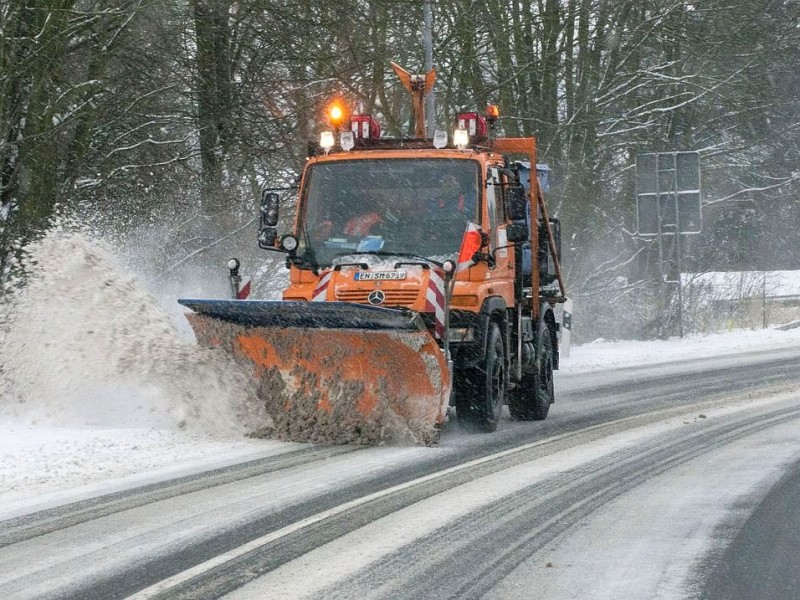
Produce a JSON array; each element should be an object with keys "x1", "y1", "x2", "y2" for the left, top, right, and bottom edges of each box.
[{"x1": 335, "y1": 289, "x2": 420, "y2": 305}]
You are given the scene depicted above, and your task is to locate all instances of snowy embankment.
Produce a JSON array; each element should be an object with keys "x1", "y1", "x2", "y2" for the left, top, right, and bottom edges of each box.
[
  {"x1": 2, "y1": 231, "x2": 800, "y2": 517},
  {"x1": 563, "y1": 323, "x2": 800, "y2": 373}
]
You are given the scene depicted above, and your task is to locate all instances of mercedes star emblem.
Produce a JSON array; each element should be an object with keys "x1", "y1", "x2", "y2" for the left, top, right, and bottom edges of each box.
[{"x1": 368, "y1": 290, "x2": 386, "y2": 305}]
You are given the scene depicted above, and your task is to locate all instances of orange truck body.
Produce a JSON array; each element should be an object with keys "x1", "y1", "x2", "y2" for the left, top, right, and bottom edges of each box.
[{"x1": 181, "y1": 114, "x2": 566, "y2": 445}]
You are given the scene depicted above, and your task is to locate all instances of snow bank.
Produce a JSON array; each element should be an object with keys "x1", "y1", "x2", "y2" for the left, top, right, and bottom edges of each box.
[
  {"x1": 0, "y1": 419, "x2": 277, "y2": 512},
  {"x1": 561, "y1": 325, "x2": 800, "y2": 373},
  {"x1": 0, "y1": 232, "x2": 271, "y2": 437}
]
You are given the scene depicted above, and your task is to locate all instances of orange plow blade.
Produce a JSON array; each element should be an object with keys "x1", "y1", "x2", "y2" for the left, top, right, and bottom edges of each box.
[{"x1": 180, "y1": 300, "x2": 451, "y2": 445}]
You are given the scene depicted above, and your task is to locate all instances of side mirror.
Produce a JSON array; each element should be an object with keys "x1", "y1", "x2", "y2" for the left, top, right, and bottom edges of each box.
[
  {"x1": 259, "y1": 190, "x2": 280, "y2": 250},
  {"x1": 506, "y1": 222, "x2": 529, "y2": 243},
  {"x1": 505, "y1": 185, "x2": 527, "y2": 221},
  {"x1": 538, "y1": 218, "x2": 561, "y2": 284},
  {"x1": 258, "y1": 226, "x2": 278, "y2": 249},
  {"x1": 260, "y1": 191, "x2": 280, "y2": 227}
]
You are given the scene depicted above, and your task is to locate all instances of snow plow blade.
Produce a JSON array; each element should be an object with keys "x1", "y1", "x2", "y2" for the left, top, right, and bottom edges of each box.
[{"x1": 178, "y1": 300, "x2": 451, "y2": 446}]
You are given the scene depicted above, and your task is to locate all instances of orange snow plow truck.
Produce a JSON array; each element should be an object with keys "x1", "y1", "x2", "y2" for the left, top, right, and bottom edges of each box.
[{"x1": 179, "y1": 66, "x2": 566, "y2": 446}]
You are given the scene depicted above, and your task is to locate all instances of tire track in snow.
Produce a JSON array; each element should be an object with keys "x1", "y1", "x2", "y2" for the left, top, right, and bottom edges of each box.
[
  {"x1": 5, "y1": 353, "x2": 800, "y2": 600},
  {"x1": 133, "y1": 396, "x2": 800, "y2": 599},
  {"x1": 340, "y1": 404, "x2": 800, "y2": 600},
  {"x1": 0, "y1": 445, "x2": 358, "y2": 547}
]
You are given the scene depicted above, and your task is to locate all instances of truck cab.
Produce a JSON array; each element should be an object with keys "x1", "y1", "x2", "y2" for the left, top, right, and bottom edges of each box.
[{"x1": 259, "y1": 104, "x2": 566, "y2": 433}]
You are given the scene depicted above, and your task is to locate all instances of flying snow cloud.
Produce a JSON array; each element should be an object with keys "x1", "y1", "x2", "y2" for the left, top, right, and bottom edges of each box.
[{"x1": 0, "y1": 231, "x2": 271, "y2": 437}]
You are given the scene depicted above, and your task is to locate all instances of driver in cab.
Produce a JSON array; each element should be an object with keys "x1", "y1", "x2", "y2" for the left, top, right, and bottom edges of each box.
[
  {"x1": 344, "y1": 211, "x2": 382, "y2": 237},
  {"x1": 344, "y1": 192, "x2": 415, "y2": 239},
  {"x1": 433, "y1": 174, "x2": 476, "y2": 220}
]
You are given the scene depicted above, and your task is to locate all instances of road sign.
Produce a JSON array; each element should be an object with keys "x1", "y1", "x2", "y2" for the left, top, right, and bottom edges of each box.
[{"x1": 636, "y1": 151, "x2": 701, "y2": 235}]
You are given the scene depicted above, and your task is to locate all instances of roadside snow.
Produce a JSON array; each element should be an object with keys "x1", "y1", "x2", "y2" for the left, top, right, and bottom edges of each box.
[
  {"x1": 0, "y1": 420, "x2": 283, "y2": 518},
  {"x1": 561, "y1": 324, "x2": 800, "y2": 373}
]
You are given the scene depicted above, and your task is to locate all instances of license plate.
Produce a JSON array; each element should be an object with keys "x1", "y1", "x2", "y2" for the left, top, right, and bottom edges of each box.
[{"x1": 354, "y1": 270, "x2": 407, "y2": 281}]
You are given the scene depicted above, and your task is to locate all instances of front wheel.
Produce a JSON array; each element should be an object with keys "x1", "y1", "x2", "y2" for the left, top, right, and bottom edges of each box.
[
  {"x1": 508, "y1": 323, "x2": 554, "y2": 421},
  {"x1": 455, "y1": 321, "x2": 506, "y2": 432}
]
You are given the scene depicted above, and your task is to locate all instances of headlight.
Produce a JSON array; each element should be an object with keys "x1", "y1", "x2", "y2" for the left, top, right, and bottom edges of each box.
[
  {"x1": 280, "y1": 234, "x2": 299, "y2": 252},
  {"x1": 453, "y1": 128, "x2": 470, "y2": 149},
  {"x1": 319, "y1": 131, "x2": 335, "y2": 151},
  {"x1": 340, "y1": 131, "x2": 355, "y2": 151}
]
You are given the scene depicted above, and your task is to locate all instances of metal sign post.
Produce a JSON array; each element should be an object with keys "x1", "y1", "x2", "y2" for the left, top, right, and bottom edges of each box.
[
  {"x1": 423, "y1": 0, "x2": 436, "y2": 137},
  {"x1": 636, "y1": 151, "x2": 702, "y2": 338},
  {"x1": 636, "y1": 151, "x2": 701, "y2": 236}
]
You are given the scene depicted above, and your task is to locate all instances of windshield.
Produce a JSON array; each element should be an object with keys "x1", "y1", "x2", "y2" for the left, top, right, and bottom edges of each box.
[{"x1": 298, "y1": 158, "x2": 480, "y2": 267}]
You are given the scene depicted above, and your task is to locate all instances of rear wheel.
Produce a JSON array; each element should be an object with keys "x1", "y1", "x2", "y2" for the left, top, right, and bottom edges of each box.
[
  {"x1": 455, "y1": 322, "x2": 506, "y2": 432},
  {"x1": 508, "y1": 323, "x2": 554, "y2": 421}
]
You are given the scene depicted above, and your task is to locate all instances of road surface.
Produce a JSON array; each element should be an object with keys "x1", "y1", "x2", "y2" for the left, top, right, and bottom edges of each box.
[{"x1": 2, "y1": 347, "x2": 800, "y2": 599}]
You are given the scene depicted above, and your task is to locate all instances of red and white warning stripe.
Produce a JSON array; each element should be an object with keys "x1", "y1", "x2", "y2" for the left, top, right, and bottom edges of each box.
[
  {"x1": 456, "y1": 222, "x2": 482, "y2": 273},
  {"x1": 235, "y1": 278, "x2": 251, "y2": 299},
  {"x1": 425, "y1": 267, "x2": 446, "y2": 339},
  {"x1": 311, "y1": 269, "x2": 332, "y2": 302}
]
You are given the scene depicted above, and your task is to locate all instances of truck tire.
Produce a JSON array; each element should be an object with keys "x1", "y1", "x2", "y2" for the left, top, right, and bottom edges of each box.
[
  {"x1": 508, "y1": 323, "x2": 554, "y2": 421},
  {"x1": 455, "y1": 321, "x2": 506, "y2": 432}
]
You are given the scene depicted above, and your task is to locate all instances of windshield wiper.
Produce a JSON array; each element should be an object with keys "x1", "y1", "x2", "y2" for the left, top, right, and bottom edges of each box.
[
  {"x1": 289, "y1": 244, "x2": 321, "y2": 273},
  {"x1": 334, "y1": 250, "x2": 443, "y2": 268}
]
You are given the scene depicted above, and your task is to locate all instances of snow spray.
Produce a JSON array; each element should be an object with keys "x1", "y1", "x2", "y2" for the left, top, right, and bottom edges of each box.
[{"x1": 0, "y1": 231, "x2": 271, "y2": 436}]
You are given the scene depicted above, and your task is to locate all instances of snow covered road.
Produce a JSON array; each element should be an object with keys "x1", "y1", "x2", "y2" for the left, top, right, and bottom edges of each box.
[{"x1": 3, "y1": 335, "x2": 800, "y2": 599}]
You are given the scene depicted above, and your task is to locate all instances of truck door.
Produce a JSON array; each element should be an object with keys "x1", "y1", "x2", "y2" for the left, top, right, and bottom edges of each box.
[
  {"x1": 486, "y1": 166, "x2": 515, "y2": 303},
  {"x1": 487, "y1": 166, "x2": 509, "y2": 262}
]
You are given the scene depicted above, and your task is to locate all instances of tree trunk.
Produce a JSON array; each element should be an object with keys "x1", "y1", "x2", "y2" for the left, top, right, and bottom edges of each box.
[{"x1": 192, "y1": 0, "x2": 232, "y2": 218}]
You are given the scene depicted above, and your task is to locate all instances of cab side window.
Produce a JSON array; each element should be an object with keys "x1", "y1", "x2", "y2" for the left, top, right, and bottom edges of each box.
[{"x1": 486, "y1": 167, "x2": 507, "y2": 252}]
